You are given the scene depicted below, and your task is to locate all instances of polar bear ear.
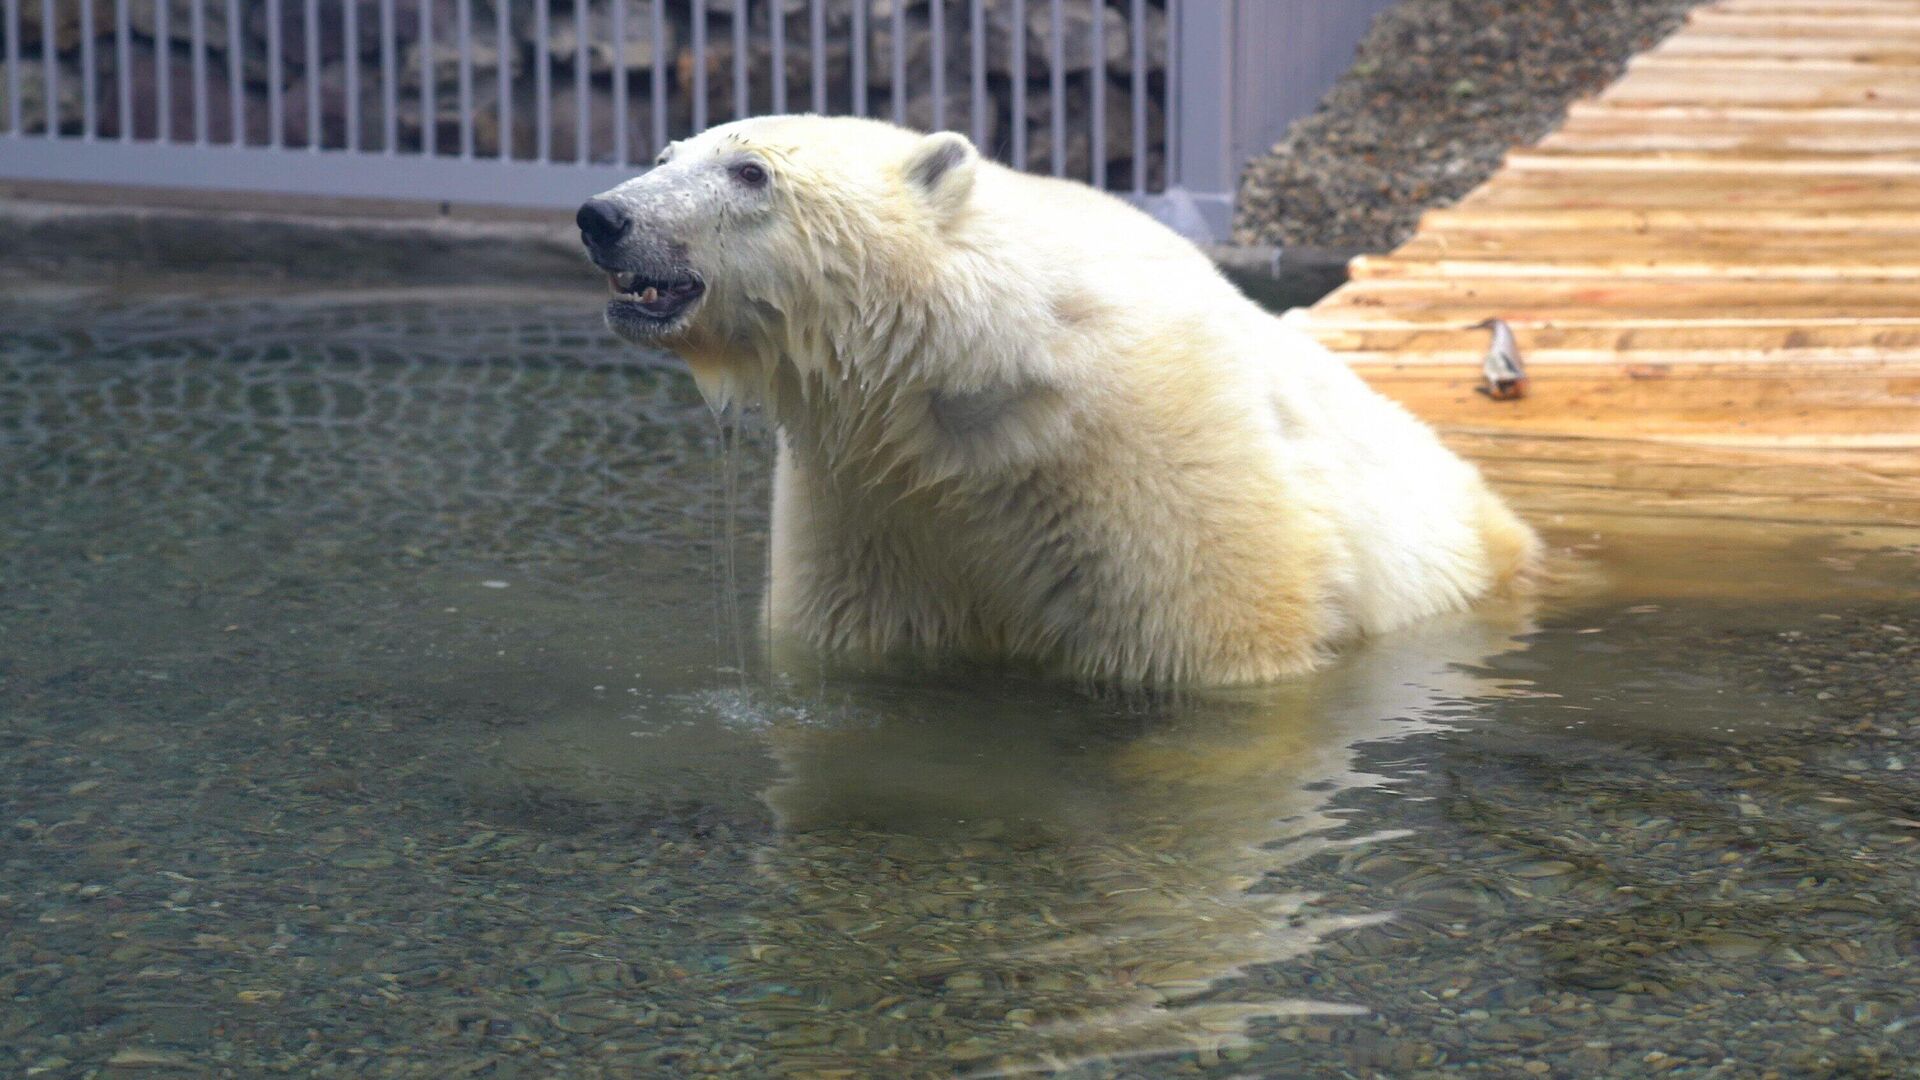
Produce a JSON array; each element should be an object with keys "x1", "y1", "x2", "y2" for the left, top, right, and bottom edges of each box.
[{"x1": 903, "y1": 131, "x2": 978, "y2": 220}]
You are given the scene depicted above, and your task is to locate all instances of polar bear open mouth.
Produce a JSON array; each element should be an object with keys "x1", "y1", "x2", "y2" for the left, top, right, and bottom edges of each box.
[{"x1": 604, "y1": 271, "x2": 706, "y2": 325}]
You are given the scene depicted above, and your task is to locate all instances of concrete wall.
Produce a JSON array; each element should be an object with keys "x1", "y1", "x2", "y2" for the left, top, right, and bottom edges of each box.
[{"x1": 1162, "y1": 0, "x2": 1395, "y2": 239}]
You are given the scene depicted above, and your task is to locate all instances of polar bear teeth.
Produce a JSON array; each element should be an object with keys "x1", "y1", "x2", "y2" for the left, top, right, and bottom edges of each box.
[{"x1": 607, "y1": 272, "x2": 664, "y2": 304}]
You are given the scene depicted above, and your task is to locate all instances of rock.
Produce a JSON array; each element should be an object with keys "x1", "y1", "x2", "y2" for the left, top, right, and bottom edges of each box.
[
  {"x1": 249, "y1": 0, "x2": 484, "y2": 68},
  {"x1": 673, "y1": 39, "x2": 854, "y2": 129},
  {"x1": 128, "y1": 0, "x2": 236, "y2": 50},
  {"x1": 14, "y1": 1, "x2": 83, "y2": 51},
  {"x1": 524, "y1": 82, "x2": 666, "y2": 165},
  {"x1": 404, "y1": 1, "x2": 517, "y2": 91},
  {"x1": 1024, "y1": 75, "x2": 1165, "y2": 183},
  {"x1": 106, "y1": 1048, "x2": 194, "y2": 1069},
  {"x1": 542, "y1": 0, "x2": 677, "y2": 74},
  {"x1": 96, "y1": 50, "x2": 266, "y2": 144},
  {"x1": 986, "y1": 0, "x2": 1163, "y2": 79},
  {"x1": 3, "y1": 61, "x2": 85, "y2": 136},
  {"x1": 902, "y1": 88, "x2": 999, "y2": 144}
]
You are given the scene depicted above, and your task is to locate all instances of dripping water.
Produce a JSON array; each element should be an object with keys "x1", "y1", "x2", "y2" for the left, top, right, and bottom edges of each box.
[{"x1": 712, "y1": 403, "x2": 750, "y2": 684}]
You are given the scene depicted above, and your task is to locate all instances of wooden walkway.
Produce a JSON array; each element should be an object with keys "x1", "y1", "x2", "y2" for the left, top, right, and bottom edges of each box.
[{"x1": 1293, "y1": 0, "x2": 1920, "y2": 537}]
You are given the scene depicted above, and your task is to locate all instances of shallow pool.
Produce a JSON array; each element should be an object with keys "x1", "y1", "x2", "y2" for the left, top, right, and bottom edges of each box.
[{"x1": 2, "y1": 288, "x2": 1916, "y2": 1078}]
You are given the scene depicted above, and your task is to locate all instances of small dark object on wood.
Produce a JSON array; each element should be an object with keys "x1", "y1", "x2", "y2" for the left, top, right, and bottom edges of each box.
[{"x1": 1472, "y1": 317, "x2": 1529, "y2": 401}]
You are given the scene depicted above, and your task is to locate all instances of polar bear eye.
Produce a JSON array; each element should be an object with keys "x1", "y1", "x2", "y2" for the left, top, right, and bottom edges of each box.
[{"x1": 731, "y1": 162, "x2": 769, "y2": 188}]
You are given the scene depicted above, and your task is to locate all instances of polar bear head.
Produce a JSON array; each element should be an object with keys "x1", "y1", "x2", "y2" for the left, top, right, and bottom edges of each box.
[{"x1": 576, "y1": 116, "x2": 1008, "y2": 407}]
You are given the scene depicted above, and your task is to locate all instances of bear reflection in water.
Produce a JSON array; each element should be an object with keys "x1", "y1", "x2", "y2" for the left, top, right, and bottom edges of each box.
[{"x1": 501, "y1": 602, "x2": 1533, "y2": 1068}]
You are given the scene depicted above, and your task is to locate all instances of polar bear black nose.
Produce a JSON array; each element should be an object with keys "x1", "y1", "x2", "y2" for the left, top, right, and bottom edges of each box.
[{"x1": 576, "y1": 198, "x2": 631, "y2": 248}]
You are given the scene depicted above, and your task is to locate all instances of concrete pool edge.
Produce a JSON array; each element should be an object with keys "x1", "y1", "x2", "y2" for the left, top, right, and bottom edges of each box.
[{"x1": 0, "y1": 187, "x2": 1358, "y2": 304}]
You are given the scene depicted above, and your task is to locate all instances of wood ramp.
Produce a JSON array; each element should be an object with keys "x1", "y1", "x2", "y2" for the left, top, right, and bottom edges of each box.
[{"x1": 1293, "y1": 0, "x2": 1920, "y2": 538}]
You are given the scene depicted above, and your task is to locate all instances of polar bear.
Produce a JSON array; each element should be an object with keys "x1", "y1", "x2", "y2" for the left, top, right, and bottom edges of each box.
[{"x1": 577, "y1": 115, "x2": 1537, "y2": 686}]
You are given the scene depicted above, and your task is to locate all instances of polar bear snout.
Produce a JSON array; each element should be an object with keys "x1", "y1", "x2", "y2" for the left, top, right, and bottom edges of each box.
[
  {"x1": 575, "y1": 198, "x2": 632, "y2": 250},
  {"x1": 579, "y1": 190, "x2": 709, "y2": 341}
]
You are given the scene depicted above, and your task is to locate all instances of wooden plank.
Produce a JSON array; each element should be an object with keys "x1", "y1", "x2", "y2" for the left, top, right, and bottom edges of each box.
[
  {"x1": 1422, "y1": 206, "x2": 1920, "y2": 231},
  {"x1": 1710, "y1": 0, "x2": 1920, "y2": 12},
  {"x1": 1457, "y1": 169, "x2": 1920, "y2": 211},
  {"x1": 1312, "y1": 278, "x2": 1920, "y2": 320},
  {"x1": 1511, "y1": 148, "x2": 1920, "y2": 172},
  {"x1": 1305, "y1": 323, "x2": 1920, "y2": 357},
  {"x1": 1389, "y1": 228, "x2": 1920, "y2": 271},
  {"x1": 1597, "y1": 67, "x2": 1920, "y2": 109},
  {"x1": 1652, "y1": 35, "x2": 1920, "y2": 61},
  {"x1": 1686, "y1": 9, "x2": 1920, "y2": 33},
  {"x1": 1341, "y1": 361, "x2": 1920, "y2": 446},
  {"x1": 1542, "y1": 116, "x2": 1920, "y2": 153},
  {"x1": 1566, "y1": 101, "x2": 1920, "y2": 124}
]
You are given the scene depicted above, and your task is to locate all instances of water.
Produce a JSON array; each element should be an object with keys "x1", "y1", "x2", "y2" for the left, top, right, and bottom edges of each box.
[{"x1": 2, "y1": 287, "x2": 1917, "y2": 1078}]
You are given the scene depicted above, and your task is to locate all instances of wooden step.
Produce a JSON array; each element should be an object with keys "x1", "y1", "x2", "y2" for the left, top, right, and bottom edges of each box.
[
  {"x1": 1597, "y1": 65, "x2": 1920, "y2": 109},
  {"x1": 1686, "y1": 9, "x2": 1920, "y2": 33},
  {"x1": 1339, "y1": 359, "x2": 1920, "y2": 446},
  {"x1": 1422, "y1": 206, "x2": 1920, "y2": 231},
  {"x1": 1302, "y1": 322, "x2": 1920, "y2": 358},
  {"x1": 1313, "y1": 278, "x2": 1920, "y2": 319},
  {"x1": 1457, "y1": 167, "x2": 1920, "y2": 212},
  {"x1": 1708, "y1": 0, "x2": 1920, "y2": 13},
  {"x1": 1507, "y1": 148, "x2": 1920, "y2": 174},
  {"x1": 1545, "y1": 112, "x2": 1920, "y2": 153},
  {"x1": 1568, "y1": 103, "x2": 1920, "y2": 125},
  {"x1": 1387, "y1": 227, "x2": 1920, "y2": 271},
  {"x1": 1651, "y1": 34, "x2": 1920, "y2": 61},
  {"x1": 1449, "y1": 433, "x2": 1920, "y2": 533}
]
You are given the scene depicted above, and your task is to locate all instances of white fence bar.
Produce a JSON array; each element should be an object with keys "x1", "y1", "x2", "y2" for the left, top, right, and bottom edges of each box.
[
  {"x1": 190, "y1": 0, "x2": 206, "y2": 143},
  {"x1": 690, "y1": 0, "x2": 705, "y2": 133},
  {"x1": 1131, "y1": 0, "x2": 1146, "y2": 194},
  {"x1": 651, "y1": 0, "x2": 667, "y2": 150},
  {"x1": 930, "y1": 0, "x2": 944, "y2": 131},
  {"x1": 147, "y1": 0, "x2": 163, "y2": 141},
  {"x1": 968, "y1": 0, "x2": 985, "y2": 149},
  {"x1": 732, "y1": 0, "x2": 747, "y2": 122},
  {"x1": 1, "y1": 136, "x2": 648, "y2": 205},
  {"x1": 306, "y1": 0, "x2": 321, "y2": 150},
  {"x1": 1089, "y1": 0, "x2": 1104, "y2": 188},
  {"x1": 498, "y1": 0, "x2": 513, "y2": 158},
  {"x1": 345, "y1": 0, "x2": 361, "y2": 150},
  {"x1": 1048, "y1": 0, "x2": 1063, "y2": 176},
  {"x1": 229, "y1": 0, "x2": 243, "y2": 143},
  {"x1": 809, "y1": 0, "x2": 824, "y2": 114},
  {"x1": 614, "y1": 0, "x2": 630, "y2": 162},
  {"x1": 850, "y1": 0, "x2": 866, "y2": 118},
  {"x1": 574, "y1": 0, "x2": 588, "y2": 161},
  {"x1": 1010, "y1": 0, "x2": 1025, "y2": 170},
  {"x1": 460, "y1": 0, "x2": 475, "y2": 158},
  {"x1": 117, "y1": 0, "x2": 132, "y2": 142},
  {"x1": 4, "y1": 0, "x2": 19, "y2": 135},
  {"x1": 419, "y1": 0, "x2": 433, "y2": 154},
  {"x1": 380, "y1": 0, "x2": 397, "y2": 153},
  {"x1": 890, "y1": 0, "x2": 904, "y2": 124},
  {"x1": 771, "y1": 0, "x2": 786, "y2": 114},
  {"x1": 77, "y1": 0, "x2": 94, "y2": 138}
]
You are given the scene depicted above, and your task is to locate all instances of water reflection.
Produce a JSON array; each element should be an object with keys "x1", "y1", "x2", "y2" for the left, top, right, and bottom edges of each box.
[{"x1": 495, "y1": 604, "x2": 1536, "y2": 1072}]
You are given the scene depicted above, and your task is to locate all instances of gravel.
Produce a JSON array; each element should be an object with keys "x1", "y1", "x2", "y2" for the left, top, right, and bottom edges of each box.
[{"x1": 1234, "y1": 0, "x2": 1712, "y2": 252}]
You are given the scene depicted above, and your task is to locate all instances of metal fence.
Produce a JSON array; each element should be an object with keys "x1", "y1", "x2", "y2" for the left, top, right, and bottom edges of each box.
[{"x1": 0, "y1": 1, "x2": 1392, "y2": 240}]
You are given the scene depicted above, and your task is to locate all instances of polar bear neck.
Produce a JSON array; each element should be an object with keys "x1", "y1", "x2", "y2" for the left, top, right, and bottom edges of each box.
[{"x1": 730, "y1": 226, "x2": 1081, "y2": 499}]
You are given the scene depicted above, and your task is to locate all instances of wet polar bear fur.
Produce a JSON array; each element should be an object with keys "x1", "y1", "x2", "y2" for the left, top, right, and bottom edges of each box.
[{"x1": 582, "y1": 115, "x2": 1539, "y2": 686}]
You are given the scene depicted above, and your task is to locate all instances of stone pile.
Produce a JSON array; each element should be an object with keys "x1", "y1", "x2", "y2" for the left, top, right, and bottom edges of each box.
[{"x1": 2, "y1": 0, "x2": 1167, "y2": 188}]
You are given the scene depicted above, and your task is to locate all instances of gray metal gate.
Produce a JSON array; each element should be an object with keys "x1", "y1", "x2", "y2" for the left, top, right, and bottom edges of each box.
[{"x1": 0, "y1": 1, "x2": 1391, "y2": 240}]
